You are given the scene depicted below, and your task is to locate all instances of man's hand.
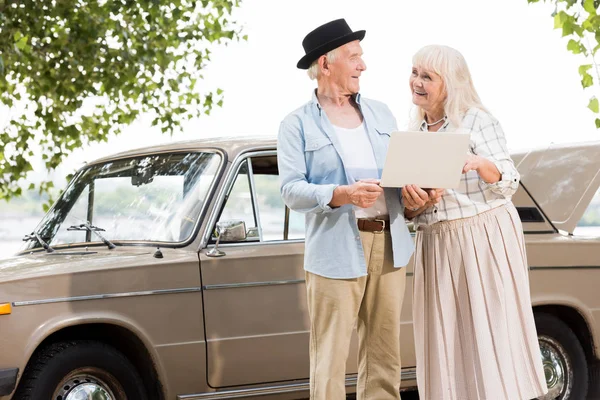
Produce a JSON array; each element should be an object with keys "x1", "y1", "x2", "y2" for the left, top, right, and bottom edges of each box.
[
  {"x1": 330, "y1": 179, "x2": 383, "y2": 208},
  {"x1": 348, "y1": 179, "x2": 384, "y2": 208}
]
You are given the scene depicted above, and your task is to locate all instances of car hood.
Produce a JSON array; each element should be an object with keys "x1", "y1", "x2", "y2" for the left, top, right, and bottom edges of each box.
[
  {"x1": 512, "y1": 140, "x2": 600, "y2": 234},
  {"x1": 0, "y1": 248, "x2": 154, "y2": 284}
]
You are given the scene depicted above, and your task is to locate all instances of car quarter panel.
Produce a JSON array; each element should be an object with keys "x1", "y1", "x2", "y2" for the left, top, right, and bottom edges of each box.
[{"x1": 527, "y1": 234, "x2": 600, "y2": 357}]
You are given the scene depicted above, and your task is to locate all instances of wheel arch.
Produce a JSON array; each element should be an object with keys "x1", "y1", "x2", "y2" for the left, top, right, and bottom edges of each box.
[
  {"x1": 16, "y1": 320, "x2": 166, "y2": 400},
  {"x1": 533, "y1": 304, "x2": 597, "y2": 363}
]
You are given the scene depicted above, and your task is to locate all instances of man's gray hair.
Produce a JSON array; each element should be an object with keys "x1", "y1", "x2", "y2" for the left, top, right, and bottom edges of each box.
[{"x1": 307, "y1": 48, "x2": 339, "y2": 80}]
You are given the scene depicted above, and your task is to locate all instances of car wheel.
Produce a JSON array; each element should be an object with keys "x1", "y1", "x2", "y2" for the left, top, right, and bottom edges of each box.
[
  {"x1": 13, "y1": 340, "x2": 148, "y2": 400},
  {"x1": 535, "y1": 313, "x2": 588, "y2": 400}
]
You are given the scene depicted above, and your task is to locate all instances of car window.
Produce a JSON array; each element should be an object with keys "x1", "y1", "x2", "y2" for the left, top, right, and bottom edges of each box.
[
  {"x1": 574, "y1": 188, "x2": 600, "y2": 237},
  {"x1": 25, "y1": 152, "x2": 221, "y2": 250},
  {"x1": 218, "y1": 160, "x2": 259, "y2": 241},
  {"x1": 215, "y1": 155, "x2": 305, "y2": 243}
]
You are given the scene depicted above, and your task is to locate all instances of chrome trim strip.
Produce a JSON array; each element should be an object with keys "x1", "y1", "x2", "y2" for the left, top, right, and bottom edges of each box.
[
  {"x1": 204, "y1": 238, "x2": 305, "y2": 249},
  {"x1": 530, "y1": 266, "x2": 600, "y2": 271},
  {"x1": 178, "y1": 370, "x2": 417, "y2": 399},
  {"x1": 246, "y1": 159, "x2": 263, "y2": 242},
  {"x1": 201, "y1": 150, "x2": 277, "y2": 249},
  {"x1": 203, "y1": 279, "x2": 305, "y2": 290},
  {"x1": 12, "y1": 287, "x2": 202, "y2": 307}
]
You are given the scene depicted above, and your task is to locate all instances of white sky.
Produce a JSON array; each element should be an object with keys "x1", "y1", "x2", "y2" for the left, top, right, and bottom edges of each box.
[{"x1": 19, "y1": 0, "x2": 600, "y2": 185}]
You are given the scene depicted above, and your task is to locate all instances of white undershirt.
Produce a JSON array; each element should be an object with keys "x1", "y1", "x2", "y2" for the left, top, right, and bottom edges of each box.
[{"x1": 334, "y1": 123, "x2": 388, "y2": 219}]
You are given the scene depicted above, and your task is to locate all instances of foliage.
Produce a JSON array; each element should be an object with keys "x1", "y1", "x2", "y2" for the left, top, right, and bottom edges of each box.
[
  {"x1": 0, "y1": 0, "x2": 244, "y2": 202},
  {"x1": 528, "y1": 0, "x2": 600, "y2": 128}
]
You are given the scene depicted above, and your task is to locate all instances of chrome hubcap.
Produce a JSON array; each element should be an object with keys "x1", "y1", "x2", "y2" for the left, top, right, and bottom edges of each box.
[
  {"x1": 537, "y1": 336, "x2": 571, "y2": 400},
  {"x1": 55, "y1": 373, "x2": 115, "y2": 400}
]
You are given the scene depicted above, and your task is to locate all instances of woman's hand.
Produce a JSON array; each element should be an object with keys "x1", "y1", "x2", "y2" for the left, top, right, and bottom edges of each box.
[
  {"x1": 462, "y1": 154, "x2": 484, "y2": 174},
  {"x1": 463, "y1": 154, "x2": 502, "y2": 184},
  {"x1": 402, "y1": 185, "x2": 428, "y2": 210},
  {"x1": 402, "y1": 185, "x2": 444, "y2": 211}
]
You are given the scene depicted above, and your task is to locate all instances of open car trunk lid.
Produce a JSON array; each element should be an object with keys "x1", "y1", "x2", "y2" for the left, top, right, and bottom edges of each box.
[{"x1": 512, "y1": 141, "x2": 600, "y2": 234}]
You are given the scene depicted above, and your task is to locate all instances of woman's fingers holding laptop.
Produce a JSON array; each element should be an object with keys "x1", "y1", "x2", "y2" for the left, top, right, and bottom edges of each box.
[
  {"x1": 402, "y1": 185, "x2": 429, "y2": 209},
  {"x1": 427, "y1": 189, "x2": 445, "y2": 204}
]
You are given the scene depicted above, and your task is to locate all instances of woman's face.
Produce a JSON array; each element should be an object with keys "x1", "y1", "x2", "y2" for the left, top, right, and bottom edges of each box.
[{"x1": 409, "y1": 65, "x2": 446, "y2": 114}]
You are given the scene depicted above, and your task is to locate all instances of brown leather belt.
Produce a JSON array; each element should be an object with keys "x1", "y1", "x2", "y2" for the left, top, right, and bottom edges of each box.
[{"x1": 357, "y1": 218, "x2": 390, "y2": 233}]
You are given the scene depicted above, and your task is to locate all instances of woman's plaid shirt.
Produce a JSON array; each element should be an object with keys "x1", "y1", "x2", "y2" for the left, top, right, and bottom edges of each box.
[{"x1": 412, "y1": 108, "x2": 519, "y2": 227}]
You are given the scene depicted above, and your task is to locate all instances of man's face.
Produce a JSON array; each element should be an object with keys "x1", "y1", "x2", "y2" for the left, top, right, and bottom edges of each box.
[{"x1": 327, "y1": 40, "x2": 366, "y2": 95}]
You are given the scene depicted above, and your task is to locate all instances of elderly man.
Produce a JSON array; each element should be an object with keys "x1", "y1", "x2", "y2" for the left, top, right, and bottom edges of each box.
[{"x1": 277, "y1": 18, "x2": 415, "y2": 400}]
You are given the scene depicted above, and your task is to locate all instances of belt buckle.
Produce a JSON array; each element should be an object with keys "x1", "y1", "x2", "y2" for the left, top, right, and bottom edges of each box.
[{"x1": 374, "y1": 219, "x2": 386, "y2": 234}]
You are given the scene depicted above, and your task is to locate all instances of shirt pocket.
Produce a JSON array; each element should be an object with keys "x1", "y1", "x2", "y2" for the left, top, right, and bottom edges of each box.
[
  {"x1": 304, "y1": 136, "x2": 339, "y2": 181},
  {"x1": 375, "y1": 127, "x2": 392, "y2": 138},
  {"x1": 375, "y1": 127, "x2": 393, "y2": 147}
]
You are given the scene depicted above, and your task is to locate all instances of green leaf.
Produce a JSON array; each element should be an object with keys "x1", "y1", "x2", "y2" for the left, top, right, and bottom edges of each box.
[
  {"x1": 568, "y1": 39, "x2": 582, "y2": 53},
  {"x1": 562, "y1": 20, "x2": 575, "y2": 36},
  {"x1": 582, "y1": 73, "x2": 594, "y2": 88},
  {"x1": 554, "y1": 11, "x2": 568, "y2": 29},
  {"x1": 584, "y1": 0, "x2": 597, "y2": 14},
  {"x1": 579, "y1": 64, "x2": 593, "y2": 75},
  {"x1": 588, "y1": 97, "x2": 599, "y2": 113},
  {"x1": 596, "y1": 118, "x2": 600, "y2": 128},
  {"x1": 15, "y1": 36, "x2": 28, "y2": 51}
]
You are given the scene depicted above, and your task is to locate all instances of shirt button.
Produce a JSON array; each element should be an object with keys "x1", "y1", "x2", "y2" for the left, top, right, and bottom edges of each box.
[{"x1": 356, "y1": 236, "x2": 360, "y2": 240}]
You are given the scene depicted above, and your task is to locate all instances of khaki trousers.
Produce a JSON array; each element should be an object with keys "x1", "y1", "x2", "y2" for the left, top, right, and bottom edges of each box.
[{"x1": 306, "y1": 230, "x2": 407, "y2": 400}]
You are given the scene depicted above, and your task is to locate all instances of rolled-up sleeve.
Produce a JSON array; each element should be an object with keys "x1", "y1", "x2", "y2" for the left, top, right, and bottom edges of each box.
[
  {"x1": 277, "y1": 119, "x2": 339, "y2": 214},
  {"x1": 473, "y1": 116, "x2": 519, "y2": 197}
]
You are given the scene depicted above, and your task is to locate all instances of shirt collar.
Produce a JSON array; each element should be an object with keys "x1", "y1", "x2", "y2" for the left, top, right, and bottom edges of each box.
[
  {"x1": 311, "y1": 89, "x2": 362, "y2": 112},
  {"x1": 419, "y1": 116, "x2": 450, "y2": 131}
]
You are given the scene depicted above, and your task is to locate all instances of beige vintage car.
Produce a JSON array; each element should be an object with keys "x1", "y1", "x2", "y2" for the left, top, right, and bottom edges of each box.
[{"x1": 0, "y1": 138, "x2": 599, "y2": 400}]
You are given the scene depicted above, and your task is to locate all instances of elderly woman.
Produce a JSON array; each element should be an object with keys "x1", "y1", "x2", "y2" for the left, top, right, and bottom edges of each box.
[{"x1": 402, "y1": 45, "x2": 548, "y2": 400}]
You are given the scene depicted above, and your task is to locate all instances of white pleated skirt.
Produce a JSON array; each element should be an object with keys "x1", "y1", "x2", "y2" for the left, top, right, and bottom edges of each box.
[{"x1": 413, "y1": 203, "x2": 548, "y2": 400}]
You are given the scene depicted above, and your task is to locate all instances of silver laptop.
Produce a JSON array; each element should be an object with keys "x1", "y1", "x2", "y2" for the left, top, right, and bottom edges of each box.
[{"x1": 380, "y1": 131, "x2": 471, "y2": 189}]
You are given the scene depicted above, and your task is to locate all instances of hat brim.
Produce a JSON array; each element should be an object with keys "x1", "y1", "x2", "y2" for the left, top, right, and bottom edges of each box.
[{"x1": 296, "y1": 30, "x2": 366, "y2": 70}]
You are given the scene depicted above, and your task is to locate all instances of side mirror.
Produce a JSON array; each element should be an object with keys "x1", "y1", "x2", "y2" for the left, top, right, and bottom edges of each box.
[{"x1": 206, "y1": 220, "x2": 247, "y2": 257}]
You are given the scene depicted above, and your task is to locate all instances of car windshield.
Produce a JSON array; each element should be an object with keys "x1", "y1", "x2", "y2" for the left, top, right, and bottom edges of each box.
[{"x1": 23, "y1": 152, "x2": 221, "y2": 250}]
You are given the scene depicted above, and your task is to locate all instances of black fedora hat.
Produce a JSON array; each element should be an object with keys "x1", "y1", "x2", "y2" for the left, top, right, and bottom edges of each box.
[{"x1": 297, "y1": 18, "x2": 365, "y2": 70}]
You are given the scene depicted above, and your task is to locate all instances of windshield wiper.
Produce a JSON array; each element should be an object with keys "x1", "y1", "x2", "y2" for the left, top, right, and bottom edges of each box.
[
  {"x1": 23, "y1": 231, "x2": 55, "y2": 253},
  {"x1": 68, "y1": 223, "x2": 116, "y2": 249}
]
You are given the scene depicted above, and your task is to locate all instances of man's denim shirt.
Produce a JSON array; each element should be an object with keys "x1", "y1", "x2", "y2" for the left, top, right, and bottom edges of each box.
[{"x1": 277, "y1": 91, "x2": 414, "y2": 279}]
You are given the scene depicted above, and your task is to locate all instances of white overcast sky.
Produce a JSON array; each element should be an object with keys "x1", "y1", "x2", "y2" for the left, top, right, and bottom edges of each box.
[{"x1": 18, "y1": 0, "x2": 600, "y2": 185}]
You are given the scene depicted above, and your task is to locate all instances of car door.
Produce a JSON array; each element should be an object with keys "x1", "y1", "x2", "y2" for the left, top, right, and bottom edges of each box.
[
  {"x1": 199, "y1": 151, "x2": 313, "y2": 387},
  {"x1": 199, "y1": 150, "x2": 417, "y2": 388}
]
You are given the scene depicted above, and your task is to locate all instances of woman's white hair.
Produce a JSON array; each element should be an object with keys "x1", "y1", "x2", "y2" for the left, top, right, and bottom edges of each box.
[
  {"x1": 307, "y1": 48, "x2": 339, "y2": 80},
  {"x1": 409, "y1": 45, "x2": 488, "y2": 130}
]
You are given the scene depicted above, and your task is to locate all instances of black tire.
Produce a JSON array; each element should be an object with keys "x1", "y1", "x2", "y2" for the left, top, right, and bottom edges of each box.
[
  {"x1": 587, "y1": 360, "x2": 600, "y2": 399},
  {"x1": 535, "y1": 313, "x2": 588, "y2": 400},
  {"x1": 13, "y1": 340, "x2": 148, "y2": 400}
]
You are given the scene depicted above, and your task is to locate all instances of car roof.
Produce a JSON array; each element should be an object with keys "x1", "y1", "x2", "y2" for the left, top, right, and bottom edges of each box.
[{"x1": 89, "y1": 135, "x2": 278, "y2": 166}]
